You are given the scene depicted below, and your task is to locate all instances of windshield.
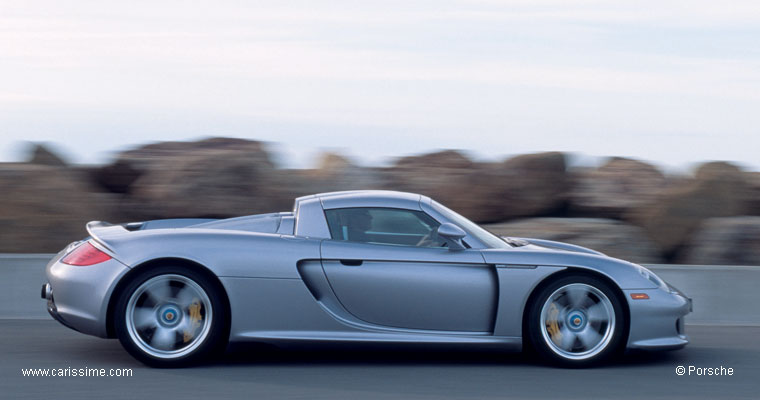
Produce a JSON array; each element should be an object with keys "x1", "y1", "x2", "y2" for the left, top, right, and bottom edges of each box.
[{"x1": 431, "y1": 201, "x2": 511, "y2": 249}]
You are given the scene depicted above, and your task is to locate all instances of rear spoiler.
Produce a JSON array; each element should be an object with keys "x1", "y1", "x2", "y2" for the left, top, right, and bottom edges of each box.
[{"x1": 85, "y1": 221, "x2": 128, "y2": 253}]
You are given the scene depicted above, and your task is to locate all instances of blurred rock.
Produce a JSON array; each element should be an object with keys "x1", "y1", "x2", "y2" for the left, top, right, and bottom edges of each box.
[
  {"x1": 383, "y1": 151, "x2": 567, "y2": 222},
  {"x1": 0, "y1": 164, "x2": 109, "y2": 252},
  {"x1": 382, "y1": 150, "x2": 486, "y2": 220},
  {"x1": 316, "y1": 152, "x2": 354, "y2": 171},
  {"x1": 747, "y1": 172, "x2": 760, "y2": 216},
  {"x1": 129, "y1": 145, "x2": 277, "y2": 218},
  {"x1": 680, "y1": 217, "x2": 760, "y2": 265},
  {"x1": 92, "y1": 137, "x2": 271, "y2": 196},
  {"x1": 630, "y1": 161, "x2": 751, "y2": 257},
  {"x1": 269, "y1": 152, "x2": 384, "y2": 209},
  {"x1": 90, "y1": 159, "x2": 141, "y2": 194},
  {"x1": 496, "y1": 152, "x2": 568, "y2": 220},
  {"x1": 394, "y1": 150, "x2": 474, "y2": 170},
  {"x1": 6, "y1": 135, "x2": 760, "y2": 263},
  {"x1": 304, "y1": 152, "x2": 382, "y2": 192},
  {"x1": 116, "y1": 137, "x2": 267, "y2": 172},
  {"x1": 27, "y1": 144, "x2": 67, "y2": 167},
  {"x1": 93, "y1": 138, "x2": 278, "y2": 216},
  {"x1": 569, "y1": 157, "x2": 666, "y2": 218},
  {"x1": 484, "y1": 218, "x2": 664, "y2": 263}
]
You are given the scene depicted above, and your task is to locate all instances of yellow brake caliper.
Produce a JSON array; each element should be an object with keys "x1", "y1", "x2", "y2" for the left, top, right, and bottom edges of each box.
[
  {"x1": 546, "y1": 302, "x2": 562, "y2": 345},
  {"x1": 183, "y1": 299, "x2": 203, "y2": 343}
]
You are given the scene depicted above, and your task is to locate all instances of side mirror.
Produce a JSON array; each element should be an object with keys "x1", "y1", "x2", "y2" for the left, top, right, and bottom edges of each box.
[{"x1": 437, "y1": 223, "x2": 466, "y2": 251}]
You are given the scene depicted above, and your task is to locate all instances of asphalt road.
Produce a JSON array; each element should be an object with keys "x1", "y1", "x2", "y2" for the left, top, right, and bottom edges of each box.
[{"x1": 1, "y1": 320, "x2": 757, "y2": 400}]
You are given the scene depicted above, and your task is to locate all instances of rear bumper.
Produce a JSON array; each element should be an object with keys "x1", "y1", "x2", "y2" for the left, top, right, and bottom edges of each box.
[
  {"x1": 42, "y1": 282, "x2": 80, "y2": 332},
  {"x1": 43, "y1": 252, "x2": 130, "y2": 338},
  {"x1": 625, "y1": 285, "x2": 692, "y2": 351}
]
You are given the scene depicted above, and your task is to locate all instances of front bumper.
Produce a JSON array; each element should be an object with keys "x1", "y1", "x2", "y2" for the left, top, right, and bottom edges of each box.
[
  {"x1": 42, "y1": 251, "x2": 130, "y2": 338},
  {"x1": 625, "y1": 285, "x2": 692, "y2": 351}
]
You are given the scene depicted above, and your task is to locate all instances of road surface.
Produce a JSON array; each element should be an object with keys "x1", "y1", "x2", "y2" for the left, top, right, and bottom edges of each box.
[{"x1": 0, "y1": 320, "x2": 757, "y2": 399}]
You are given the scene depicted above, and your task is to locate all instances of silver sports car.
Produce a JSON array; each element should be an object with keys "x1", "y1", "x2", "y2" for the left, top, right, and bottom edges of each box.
[{"x1": 42, "y1": 190, "x2": 691, "y2": 367}]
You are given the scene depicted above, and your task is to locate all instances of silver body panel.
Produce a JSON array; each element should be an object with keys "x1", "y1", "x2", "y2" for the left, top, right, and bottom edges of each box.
[
  {"x1": 43, "y1": 190, "x2": 690, "y2": 353},
  {"x1": 45, "y1": 246, "x2": 130, "y2": 337},
  {"x1": 321, "y1": 241, "x2": 496, "y2": 332}
]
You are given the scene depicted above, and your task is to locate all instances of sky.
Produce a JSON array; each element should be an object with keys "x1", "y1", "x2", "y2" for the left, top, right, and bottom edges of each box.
[{"x1": 1, "y1": 0, "x2": 759, "y2": 171}]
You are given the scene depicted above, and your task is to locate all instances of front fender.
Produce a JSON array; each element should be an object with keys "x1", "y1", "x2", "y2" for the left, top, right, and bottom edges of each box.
[{"x1": 481, "y1": 248, "x2": 658, "y2": 291}]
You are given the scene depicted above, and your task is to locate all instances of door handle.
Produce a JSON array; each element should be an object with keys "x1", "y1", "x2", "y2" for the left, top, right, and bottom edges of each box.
[{"x1": 339, "y1": 259, "x2": 363, "y2": 266}]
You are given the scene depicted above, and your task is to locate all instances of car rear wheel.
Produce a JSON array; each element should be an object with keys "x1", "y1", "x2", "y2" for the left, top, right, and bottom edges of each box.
[
  {"x1": 527, "y1": 274, "x2": 626, "y2": 367},
  {"x1": 114, "y1": 266, "x2": 228, "y2": 367}
]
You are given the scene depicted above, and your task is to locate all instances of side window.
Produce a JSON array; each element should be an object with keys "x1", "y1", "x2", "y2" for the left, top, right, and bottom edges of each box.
[{"x1": 324, "y1": 208, "x2": 446, "y2": 248}]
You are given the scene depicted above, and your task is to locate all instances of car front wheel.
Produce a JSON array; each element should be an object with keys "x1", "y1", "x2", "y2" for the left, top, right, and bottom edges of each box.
[{"x1": 527, "y1": 274, "x2": 626, "y2": 366}]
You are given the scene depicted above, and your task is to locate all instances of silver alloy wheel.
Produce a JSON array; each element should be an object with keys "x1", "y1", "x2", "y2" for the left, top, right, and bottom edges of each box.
[
  {"x1": 539, "y1": 283, "x2": 615, "y2": 361},
  {"x1": 125, "y1": 274, "x2": 213, "y2": 359}
]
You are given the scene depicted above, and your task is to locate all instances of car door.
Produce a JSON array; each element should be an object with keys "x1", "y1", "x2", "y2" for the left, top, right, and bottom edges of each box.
[{"x1": 319, "y1": 207, "x2": 498, "y2": 333}]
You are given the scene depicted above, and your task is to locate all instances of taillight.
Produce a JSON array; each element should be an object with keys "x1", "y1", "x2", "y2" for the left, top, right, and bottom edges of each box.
[{"x1": 61, "y1": 242, "x2": 112, "y2": 266}]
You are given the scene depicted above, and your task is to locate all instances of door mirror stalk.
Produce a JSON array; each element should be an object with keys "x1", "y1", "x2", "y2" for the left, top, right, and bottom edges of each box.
[{"x1": 437, "y1": 223, "x2": 466, "y2": 251}]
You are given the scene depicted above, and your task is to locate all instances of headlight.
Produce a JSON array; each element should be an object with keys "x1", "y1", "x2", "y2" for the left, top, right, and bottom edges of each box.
[{"x1": 637, "y1": 265, "x2": 667, "y2": 290}]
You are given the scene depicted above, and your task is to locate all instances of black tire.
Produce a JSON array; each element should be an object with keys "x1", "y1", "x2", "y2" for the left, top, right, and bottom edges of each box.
[
  {"x1": 113, "y1": 265, "x2": 229, "y2": 367},
  {"x1": 526, "y1": 274, "x2": 626, "y2": 367}
]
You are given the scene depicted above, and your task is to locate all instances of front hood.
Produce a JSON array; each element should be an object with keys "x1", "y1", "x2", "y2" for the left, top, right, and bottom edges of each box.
[
  {"x1": 503, "y1": 236, "x2": 606, "y2": 256},
  {"x1": 484, "y1": 237, "x2": 659, "y2": 290}
]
